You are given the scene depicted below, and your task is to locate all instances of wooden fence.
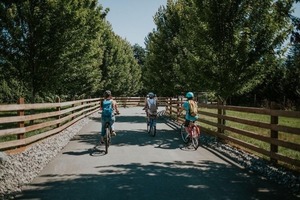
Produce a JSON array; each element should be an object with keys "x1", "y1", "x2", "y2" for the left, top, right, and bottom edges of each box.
[
  {"x1": 114, "y1": 96, "x2": 168, "y2": 107},
  {"x1": 165, "y1": 97, "x2": 300, "y2": 168},
  {"x1": 1, "y1": 96, "x2": 299, "y2": 169},
  {"x1": 0, "y1": 97, "x2": 101, "y2": 151},
  {"x1": 0, "y1": 97, "x2": 167, "y2": 152}
]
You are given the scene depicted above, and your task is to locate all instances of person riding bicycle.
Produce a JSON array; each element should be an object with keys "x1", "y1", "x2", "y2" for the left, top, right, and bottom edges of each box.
[
  {"x1": 179, "y1": 92, "x2": 199, "y2": 133},
  {"x1": 143, "y1": 92, "x2": 158, "y2": 123},
  {"x1": 100, "y1": 90, "x2": 120, "y2": 144}
]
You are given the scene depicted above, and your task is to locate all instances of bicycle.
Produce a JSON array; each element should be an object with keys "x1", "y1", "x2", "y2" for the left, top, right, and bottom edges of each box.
[
  {"x1": 147, "y1": 114, "x2": 157, "y2": 137},
  {"x1": 180, "y1": 121, "x2": 200, "y2": 150},
  {"x1": 103, "y1": 113, "x2": 119, "y2": 154}
]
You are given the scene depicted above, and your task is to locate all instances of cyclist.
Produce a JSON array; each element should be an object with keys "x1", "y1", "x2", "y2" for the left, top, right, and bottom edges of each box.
[
  {"x1": 179, "y1": 92, "x2": 199, "y2": 133},
  {"x1": 100, "y1": 90, "x2": 120, "y2": 144},
  {"x1": 143, "y1": 92, "x2": 158, "y2": 123}
]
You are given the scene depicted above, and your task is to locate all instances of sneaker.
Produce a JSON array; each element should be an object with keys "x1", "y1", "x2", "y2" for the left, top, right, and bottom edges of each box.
[
  {"x1": 111, "y1": 131, "x2": 117, "y2": 136},
  {"x1": 100, "y1": 136, "x2": 105, "y2": 144}
]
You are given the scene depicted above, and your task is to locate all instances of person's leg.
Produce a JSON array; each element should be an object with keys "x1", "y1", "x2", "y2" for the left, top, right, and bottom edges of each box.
[
  {"x1": 146, "y1": 110, "x2": 149, "y2": 125},
  {"x1": 100, "y1": 118, "x2": 108, "y2": 143},
  {"x1": 110, "y1": 116, "x2": 116, "y2": 136},
  {"x1": 184, "y1": 119, "x2": 190, "y2": 133}
]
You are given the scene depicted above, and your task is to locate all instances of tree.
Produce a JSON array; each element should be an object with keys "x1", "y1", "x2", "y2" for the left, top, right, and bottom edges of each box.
[
  {"x1": 100, "y1": 26, "x2": 142, "y2": 96},
  {"x1": 144, "y1": 1, "x2": 192, "y2": 96},
  {"x1": 132, "y1": 44, "x2": 146, "y2": 67},
  {"x1": 187, "y1": 0, "x2": 295, "y2": 103},
  {"x1": 0, "y1": 0, "x2": 107, "y2": 102}
]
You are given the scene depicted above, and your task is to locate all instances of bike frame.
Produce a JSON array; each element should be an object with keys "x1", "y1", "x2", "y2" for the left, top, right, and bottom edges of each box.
[
  {"x1": 104, "y1": 121, "x2": 112, "y2": 154},
  {"x1": 147, "y1": 114, "x2": 157, "y2": 137},
  {"x1": 180, "y1": 121, "x2": 200, "y2": 149},
  {"x1": 103, "y1": 112, "x2": 119, "y2": 154}
]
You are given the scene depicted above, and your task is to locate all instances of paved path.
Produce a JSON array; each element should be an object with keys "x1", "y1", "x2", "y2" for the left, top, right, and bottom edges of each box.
[{"x1": 16, "y1": 107, "x2": 298, "y2": 200}]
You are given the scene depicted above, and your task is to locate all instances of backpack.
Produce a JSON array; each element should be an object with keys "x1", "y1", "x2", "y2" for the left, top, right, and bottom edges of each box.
[
  {"x1": 147, "y1": 99, "x2": 157, "y2": 114},
  {"x1": 188, "y1": 100, "x2": 198, "y2": 117},
  {"x1": 102, "y1": 100, "x2": 113, "y2": 117}
]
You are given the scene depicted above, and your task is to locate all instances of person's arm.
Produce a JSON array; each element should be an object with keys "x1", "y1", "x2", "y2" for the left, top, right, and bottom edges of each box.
[
  {"x1": 178, "y1": 106, "x2": 184, "y2": 114},
  {"x1": 100, "y1": 100, "x2": 103, "y2": 110},
  {"x1": 143, "y1": 98, "x2": 148, "y2": 110},
  {"x1": 113, "y1": 100, "x2": 120, "y2": 114},
  {"x1": 179, "y1": 102, "x2": 186, "y2": 114}
]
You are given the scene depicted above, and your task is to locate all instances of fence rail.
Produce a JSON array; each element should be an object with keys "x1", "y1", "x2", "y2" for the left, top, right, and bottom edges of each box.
[
  {"x1": 0, "y1": 97, "x2": 102, "y2": 151},
  {"x1": 164, "y1": 97, "x2": 300, "y2": 168}
]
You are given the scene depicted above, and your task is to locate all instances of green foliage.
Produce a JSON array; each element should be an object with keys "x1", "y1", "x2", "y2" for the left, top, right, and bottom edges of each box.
[
  {"x1": 284, "y1": 43, "x2": 300, "y2": 107},
  {"x1": 144, "y1": 0, "x2": 297, "y2": 105},
  {"x1": 0, "y1": 0, "x2": 142, "y2": 102},
  {"x1": 188, "y1": 0, "x2": 294, "y2": 102},
  {"x1": 132, "y1": 44, "x2": 146, "y2": 95},
  {"x1": 144, "y1": 1, "x2": 202, "y2": 96},
  {"x1": 99, "y1": 29, "x2": 142, "y2": 96}
]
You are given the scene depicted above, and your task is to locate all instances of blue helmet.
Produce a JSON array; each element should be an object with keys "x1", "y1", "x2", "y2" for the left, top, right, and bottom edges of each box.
[{"x1": 186, "y1": 92, "x2": 194, "y2": 98}]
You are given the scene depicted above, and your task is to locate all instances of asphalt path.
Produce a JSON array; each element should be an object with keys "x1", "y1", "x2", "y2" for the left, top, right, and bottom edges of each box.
[{"x1": 16, "y1": 107, "x2": 299, "y2": 200}]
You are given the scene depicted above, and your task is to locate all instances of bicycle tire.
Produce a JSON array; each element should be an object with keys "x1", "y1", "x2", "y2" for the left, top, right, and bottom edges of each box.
[
  {"x1": 147, "y1": 118, "x2": 150, "y2": 133},
  {"x1": 191, "y1": 127, "x2": 199, "y2": 150},
  {"x1": 150, "y1": 125, "x2": 156, "y2": 137},
  {"x1": 105, "y1": 126, "x2": 110, "y2": 154},
  {"x1": 148, "y1": 118, "x2": 156, "y2": 137},
  {"x1": 191, "y1": 137, "x2": 199, "y2": 149},
  {"x1": 180, "y1": 124, "x2": 189, "y2": 143}
]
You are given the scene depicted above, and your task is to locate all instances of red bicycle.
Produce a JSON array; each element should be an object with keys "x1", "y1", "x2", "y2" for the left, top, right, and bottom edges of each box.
[{"x1": 180, "y1": 121, "x2": 200, "y2": 150}]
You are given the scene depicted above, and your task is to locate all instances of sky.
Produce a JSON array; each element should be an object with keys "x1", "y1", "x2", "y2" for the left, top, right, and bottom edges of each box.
[
  {"x1": 99, "y1": 1, "x2": 300, "y2": 48},
  {"x1": 99, "y1": 0, "x2": 167, "y2": 47}
]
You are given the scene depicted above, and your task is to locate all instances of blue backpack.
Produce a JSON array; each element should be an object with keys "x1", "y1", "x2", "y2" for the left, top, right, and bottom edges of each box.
[{"x1": 102, "y1": 100, "x2": 113, "y2": 117}]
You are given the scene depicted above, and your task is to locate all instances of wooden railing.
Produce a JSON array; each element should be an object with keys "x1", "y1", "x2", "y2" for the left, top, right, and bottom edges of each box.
[
  {"x1": 114, "y1": 96, "x2": 168, "y2": 107},
  {"x1": 0, "y1": 98, "x2": 101, "y2": 151},
  {"x1": 165, "y1": 97, "x2": 300, "y2": 168},
  {"x1": 0, "y1": 97, "x2": 168, "y2": 151}
]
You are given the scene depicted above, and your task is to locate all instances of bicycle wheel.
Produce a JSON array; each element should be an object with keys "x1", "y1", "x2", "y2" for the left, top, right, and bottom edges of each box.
[
  {"x1": 180, "y1": 124, "x2": 189, "y2": 143},
  {"x1": 104, "y1": 126, "x2": 110, "y2": 154},
  {"x1": 191, "y1": 127, "x2": 199, "y2": 150},
  {"x1": 147, "y1": 118, "x2": 150, "y2": 133},
  {"x1": 150, "y1": 120, "x2": 156, "y2": 137}
]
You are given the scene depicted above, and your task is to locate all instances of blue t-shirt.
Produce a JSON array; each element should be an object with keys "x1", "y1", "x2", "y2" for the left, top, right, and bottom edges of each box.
[{"x1": 183, "y1": 101, "x2": 199, "y2": 121}]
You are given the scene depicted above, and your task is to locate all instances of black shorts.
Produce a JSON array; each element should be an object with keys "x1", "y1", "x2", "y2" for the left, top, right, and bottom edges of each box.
[{"x1": 184, "y1": 119, "x2": 195, "y2": 127}]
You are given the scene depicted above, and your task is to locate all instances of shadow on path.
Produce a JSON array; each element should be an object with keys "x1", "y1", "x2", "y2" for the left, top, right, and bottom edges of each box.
[{"x1": 15, "y1": 160, "x2": 298, "y2": 200}]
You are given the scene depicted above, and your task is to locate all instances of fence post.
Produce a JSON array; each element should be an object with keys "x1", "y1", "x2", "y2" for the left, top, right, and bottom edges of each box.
[
  {"x1": 165, "y1": 97, "x2": 168, "y2": 112},
  {"x1": 56, "y1": 97, "x2": 61, "y2": 127},
  {"x1": 169, "y1": 97, "x2": 173, "y2": 116},
  {"x1": 72, "y1": 98, "x2": 75, "y2": 120},
  {"x1": 270, "y1": 103, "x2": 279, "y2": 164},
  {"x1": 217, "y1": 100, "x2": 224, "y2": 134},
  {"x1": 17, "y1": 97, "x2": 25, "y2": 140},
  {"x1": 177, "y1": 96, "x2": 180, "y2": 122}
]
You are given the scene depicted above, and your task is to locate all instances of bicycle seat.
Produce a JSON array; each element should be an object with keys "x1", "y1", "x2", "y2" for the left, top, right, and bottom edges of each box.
[{"x1": 149, "y1": 114, "x2": 157, "y2": 118}]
